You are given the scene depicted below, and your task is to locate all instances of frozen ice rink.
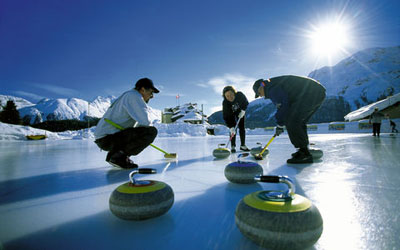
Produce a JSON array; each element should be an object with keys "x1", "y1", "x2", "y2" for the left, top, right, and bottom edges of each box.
[{"x1": 1, "y1": 133, "x2": 399, "y2": 250}]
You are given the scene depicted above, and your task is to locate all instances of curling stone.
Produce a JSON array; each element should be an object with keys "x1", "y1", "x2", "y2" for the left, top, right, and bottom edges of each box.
[
  {"x1": 109, "y1": 168, "x2": 174, "y2": 220},
  {"x1": 250, "y1": 143, "x2": 269, "y2": 158},
  {"x1": 224, "y1": 153, "x2": 263, "y2": 184},
  {"x1": 213, "y1": 143, "x2": 231, "y2": 158},
  {"x1": 235, "y1": 175, "x2": 323, "y2": 249},
  {"x1": 310, "y1": 148, "x2": 323, "y2": 159}
]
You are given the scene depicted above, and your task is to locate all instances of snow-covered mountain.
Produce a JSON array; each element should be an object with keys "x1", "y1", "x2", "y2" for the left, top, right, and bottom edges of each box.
[
  {"x1": 309, "y1": 46, "x2": 400, "y2": 109},
  {"x1": 17, "y1": 96, "x2": 117, "y2": 124},
  {"x1": 0, "y1": 95, "x2": 34, "y2": 111},
  {"x1": 1, "y1": 94, "x2": 163, "y2": 125}
]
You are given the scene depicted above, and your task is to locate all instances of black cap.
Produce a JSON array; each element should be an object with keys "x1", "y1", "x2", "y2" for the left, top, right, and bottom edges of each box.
[
  {"x1": 253, "y1": 79, "x2": 264, "y2": 98},
  {"x1": 135, "y1": 78, "x2": 160, "y2": 93}
]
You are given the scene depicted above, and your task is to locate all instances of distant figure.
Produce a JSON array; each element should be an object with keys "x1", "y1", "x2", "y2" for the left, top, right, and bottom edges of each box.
[
  {"x1": 369, "y1": 107, "x2": 385, "y2": 137},
  {"x1": 390, "y1": 119, "x2": 398, "y2": 133},
  {"x1": 222, "y1": 86, "x2": 250, "y2": 153},
  {"x1": 253, "y1": 75, "x2": 326, "y2": 164},
  {"x1": 94, "y1": 78, "x2": 159, "y2": 168}
]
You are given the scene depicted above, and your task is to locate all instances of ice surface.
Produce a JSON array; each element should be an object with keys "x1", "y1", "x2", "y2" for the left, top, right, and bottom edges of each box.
[{"x1": 0, "y1": 133, "x2": 400, "y2": 249}]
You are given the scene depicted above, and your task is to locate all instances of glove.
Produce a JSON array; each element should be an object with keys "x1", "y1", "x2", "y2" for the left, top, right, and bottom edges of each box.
[
  {"x1": 275, "y1": 125, "x2": 284, "y2": 136},
  {"x1": 238, "y1": 110, "x2": 246, "y2": 119},
  {"x1": 230, "y1": 127, "x2": 236, "y2": 136}
]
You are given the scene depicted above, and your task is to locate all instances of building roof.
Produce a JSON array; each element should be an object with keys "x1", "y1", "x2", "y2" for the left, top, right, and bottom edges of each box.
[{"x1": 344, "y1": 93, "x2": 400, "y2": 121}]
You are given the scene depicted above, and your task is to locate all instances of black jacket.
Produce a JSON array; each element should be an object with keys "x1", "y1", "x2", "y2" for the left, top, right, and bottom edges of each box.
[
  {"x1": 263, "y1": 75, "x2": 326, "y2": 126},
  {"x1": 222, "y1": 91, "x2": 249, "y2": 128}
]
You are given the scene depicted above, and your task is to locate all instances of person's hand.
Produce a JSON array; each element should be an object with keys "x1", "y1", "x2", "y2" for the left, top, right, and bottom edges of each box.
[
  {"x1": 275, "y1": 125, "x2": 284, "y2": 136},
  {"x1": 238, "y1": 110, "x2": 246, "y2": 119},
  {"x1": 230, "y1": 127, "x2": 236, "y2": 136}
]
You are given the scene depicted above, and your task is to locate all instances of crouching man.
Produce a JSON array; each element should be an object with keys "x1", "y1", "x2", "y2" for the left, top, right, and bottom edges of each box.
[
  {"x1": 94, "y1": 78, "x2": 159, "y2": 168},
  {"x1": 253, "y1": 75, "x2": 326, "y2": 164}
]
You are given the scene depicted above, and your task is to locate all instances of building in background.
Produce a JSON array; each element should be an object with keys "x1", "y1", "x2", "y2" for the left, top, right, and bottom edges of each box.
[{"x1": 162, "y1": 103, "x2": 208, "y2": 125}]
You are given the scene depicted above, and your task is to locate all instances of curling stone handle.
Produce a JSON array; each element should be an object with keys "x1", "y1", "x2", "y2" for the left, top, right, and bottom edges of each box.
[
  {"x1": 237, "y1": 153, "x2": 249, "y2": 162},
  {"x1": 255, "y1": 175, "x2": 296, "y2": 198},
  {"x1": 255, "y1": 175, "x2": 280, "y2": 183},
  {"x1": 129, "y1": 168, "x2": 157, "y2": 184},
  {"x1": 138, "y1": 168, "x2": 157, "y2": 174}
]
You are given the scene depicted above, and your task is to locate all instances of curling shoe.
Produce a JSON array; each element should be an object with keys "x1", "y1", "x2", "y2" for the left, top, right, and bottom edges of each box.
[
  {"x1": 287, "y1": 148, "x2": 313, "y2": 164},
  {"x1": 106, "y1": 151, "x2": 138, "y2": 169}
]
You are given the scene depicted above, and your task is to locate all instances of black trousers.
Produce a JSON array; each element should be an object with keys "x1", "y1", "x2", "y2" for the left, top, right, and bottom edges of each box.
[
  {"x1": 372, "y1": 123, "x2": 381, "y2": 136},
  {"x1": 95, "y1": 127, "x2": 157, "y2": 156},
  {"x1": 285, "y1": 91, "x2": 326, "y2": 149},
  {"x1": 231, "y1": 116, "x2": 246, "y2": 147}
]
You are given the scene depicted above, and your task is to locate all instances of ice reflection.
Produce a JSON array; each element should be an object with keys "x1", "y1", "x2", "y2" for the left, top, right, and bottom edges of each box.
[{"x1": 312, "y1": 163, "x2": 364, "y2": 250}]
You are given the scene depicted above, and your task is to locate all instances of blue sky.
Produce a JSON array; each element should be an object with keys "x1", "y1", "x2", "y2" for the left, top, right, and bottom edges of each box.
[{"x1": 1, "y1": 0, "x2": 399, "y2": 115}]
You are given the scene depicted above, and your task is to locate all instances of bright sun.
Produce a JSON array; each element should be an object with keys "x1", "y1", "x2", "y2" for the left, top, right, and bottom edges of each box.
[{"x1": 309, "y1": 20, "x2": 350, "y2": 57}]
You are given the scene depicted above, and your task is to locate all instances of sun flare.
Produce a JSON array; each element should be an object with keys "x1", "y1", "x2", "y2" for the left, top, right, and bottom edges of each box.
[{"x1": 309, "y1": 20, "x2": 350, "y2": 57}]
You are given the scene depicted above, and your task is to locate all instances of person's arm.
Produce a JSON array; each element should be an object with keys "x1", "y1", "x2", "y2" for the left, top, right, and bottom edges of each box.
[{"x1": 269, "y1": 86, "x2": 289, "y2": 126}]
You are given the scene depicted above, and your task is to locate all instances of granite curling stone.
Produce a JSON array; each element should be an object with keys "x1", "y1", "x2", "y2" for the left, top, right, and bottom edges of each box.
[
  {"x1": 309, "y1": 148, "x2": 323, "y2": 159},
  {"x1": 224, "y1": 154, "x2": 263, "y2": 184},
  {"x1": 235, "y1": 175, "x2": 323, "y2": 249},
  {"x1": 250, "y1": 145, "x2": 269, "y2": 158},
  {"x1": 109, "y1": 168, "x2": 174, "y2": 220},
  {"x1": 213, "y1": 143, "x2": 231, "y2": 158}
]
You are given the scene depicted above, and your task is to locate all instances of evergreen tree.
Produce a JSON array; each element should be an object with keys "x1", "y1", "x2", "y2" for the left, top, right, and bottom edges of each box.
[{"x1": 0, "y1": 100, "x2": 22, "y2": 125}]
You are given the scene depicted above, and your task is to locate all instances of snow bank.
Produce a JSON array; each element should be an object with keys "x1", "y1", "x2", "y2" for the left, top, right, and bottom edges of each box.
[
  {"x1": 0, "y1": 123, "x2": 59, "y2": 140},
  {"x1": 154, "y1": 122, "x2": 208, "y2": 137},
  {"x1": 0, "y1": 122, "x2": 98, "y2": 140},
  {"x1": 1, "y1": 118, "x2": 399, "y2": 141}
]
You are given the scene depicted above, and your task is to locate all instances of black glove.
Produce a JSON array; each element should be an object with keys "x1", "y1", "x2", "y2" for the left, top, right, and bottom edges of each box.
[{"x1": 275, "y1": 125, "x2": 284, "y2": 136}]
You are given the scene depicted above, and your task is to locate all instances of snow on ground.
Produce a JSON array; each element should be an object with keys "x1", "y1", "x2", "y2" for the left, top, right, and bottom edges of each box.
[{"x1": 1, "y1": 117, "x2": 399, "y2": 141}]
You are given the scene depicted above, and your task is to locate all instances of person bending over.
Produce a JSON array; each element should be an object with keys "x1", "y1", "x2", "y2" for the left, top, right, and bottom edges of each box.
[
  {"x1": 253, "y1": 75, "x2": 326, "y2": 164},
  {"x1": 222, "y1": 86, "x2": 250, "y2": 153}
]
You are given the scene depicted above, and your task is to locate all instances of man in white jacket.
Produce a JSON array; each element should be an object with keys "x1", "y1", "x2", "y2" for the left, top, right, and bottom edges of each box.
[{"x1": 94, "y1": 78, "x2": 159, "y2": 168}]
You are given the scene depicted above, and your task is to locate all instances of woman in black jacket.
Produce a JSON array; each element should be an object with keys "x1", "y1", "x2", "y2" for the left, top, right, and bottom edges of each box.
[{"x1": 222, "y1": 86, "x2": 250, "y2": 153}]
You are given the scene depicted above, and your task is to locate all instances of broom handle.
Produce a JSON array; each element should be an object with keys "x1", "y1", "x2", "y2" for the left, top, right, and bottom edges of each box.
[
  {"x1": 149, "y1": 144, "x2": 169, "y2": 155},
  {"x1": 226, "y1": 116, "x2": 242, "y2": 147},
  {"x1": 259, "y1": 135, "x2": 276, "y2": 155}
]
